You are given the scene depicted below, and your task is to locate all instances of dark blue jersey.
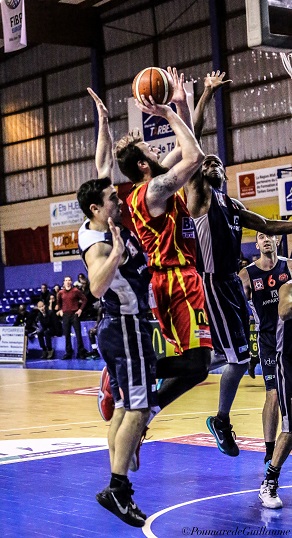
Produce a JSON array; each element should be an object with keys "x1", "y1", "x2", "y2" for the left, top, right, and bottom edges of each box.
[
  {"x1": 78, "y1": 220, "x2": 151, "y2": 316},
  {"x1": 246, "y1": 257, "x2": 291, "y2": 333},
  {"x1": 193, "y1": 189, "x2": 242, "y2": 276}
]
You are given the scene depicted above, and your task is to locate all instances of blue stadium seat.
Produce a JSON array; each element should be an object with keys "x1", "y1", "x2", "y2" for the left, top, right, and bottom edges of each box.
[{"x1": 6, "y1": 315, "x2": 16, "y2": 324}]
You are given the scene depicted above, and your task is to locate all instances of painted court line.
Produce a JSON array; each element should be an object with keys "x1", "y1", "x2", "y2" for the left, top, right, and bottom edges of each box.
[{"x1": 142, "y1": 486, "x2": 292, "y2": 538}]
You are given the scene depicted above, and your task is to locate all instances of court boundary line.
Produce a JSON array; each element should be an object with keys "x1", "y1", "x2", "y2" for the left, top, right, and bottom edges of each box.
[{"x1": 142, "y1": 486, "x2": 292, "y2": 538}]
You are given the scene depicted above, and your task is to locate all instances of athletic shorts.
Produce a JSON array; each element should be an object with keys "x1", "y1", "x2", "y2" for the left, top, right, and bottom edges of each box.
[
  {"x1": 98, "y1": 314, "x2": 158, "y2": 411},
  {"x1": 258, "y1": 331, "x2": 276, "y2": 391},
  {"x1": 276, "y1": 351, "x2": 292, "y2": 433},
  {"x1": 202, "y1": 273, "x2": 250, "y2": 364},
  {"x1": 150, "y1": 266, "x2": 212, "y2": 354}
]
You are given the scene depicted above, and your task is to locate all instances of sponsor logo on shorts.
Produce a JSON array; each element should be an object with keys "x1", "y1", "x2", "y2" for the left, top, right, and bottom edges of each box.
[{"x1": 264, "y1": 357, "x2": 276, "y2": 366}]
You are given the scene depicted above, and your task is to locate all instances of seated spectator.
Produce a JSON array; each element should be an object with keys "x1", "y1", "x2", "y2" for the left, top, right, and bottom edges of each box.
[
  {"x1": 14, "y1": 304, "x2": 37, "y2": 337},
  {"x1": 74, "y1": 273, "x2": 89, "y2": 293},
  {"x1": 52, "y1": 284, "x2": 61, "y2": 297},
  {"x1": 36, "y1": 300, "x2": 61, "y2": 359},
  {"x1": 48, "y1": 293, "x2": 58, "y2": 312},
  {"x1": 38, "y1": 284, "x2": 51, "y2": 306}
]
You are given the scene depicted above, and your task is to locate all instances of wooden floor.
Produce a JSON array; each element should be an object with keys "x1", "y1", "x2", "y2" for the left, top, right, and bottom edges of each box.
[
  {"x1": 0, "y1": 369, "x2": 269, "y2": 443},
  {"x1": 1, "y1": 368, "x2": 291, "y2": 538}
]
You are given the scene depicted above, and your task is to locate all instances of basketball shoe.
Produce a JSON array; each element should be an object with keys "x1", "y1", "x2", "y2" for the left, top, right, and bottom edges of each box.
[
  {"x1": 206, "y1": 416, "x2": 239, "y2": 457},
  {"x1": 96, "y1": 481, "x2": 146, "y2": 527},
  {"x1": 98, "y1": 366, "x2": 114, "y2": 422},
  {"x1": 259, "y1": 479, "x2": 283, "y2": 509}
]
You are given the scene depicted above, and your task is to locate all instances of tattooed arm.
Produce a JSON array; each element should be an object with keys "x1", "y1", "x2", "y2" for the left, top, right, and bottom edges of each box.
[{"x1": 135, "y1": 96, "x2": 204, "y2": 217}]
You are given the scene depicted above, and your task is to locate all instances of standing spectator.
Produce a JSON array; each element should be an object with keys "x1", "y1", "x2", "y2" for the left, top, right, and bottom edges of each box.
[
  {"x1": 57, "y1": 276, "x2": 89, "y2": 359},
  {"x1": 36, "y1": 300, "x2": 56, "y2": 359},
  {"x1": 38, "y1": 284, "x2": 51, "y2": 306},
  {"x1": 74, "y1": 272, "x2": 96, "y2": 320}
]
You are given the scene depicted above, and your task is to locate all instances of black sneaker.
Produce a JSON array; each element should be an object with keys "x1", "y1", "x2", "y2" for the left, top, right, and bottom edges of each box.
[
  {"x1": 206, "y1": 416, "x2": 239, "y2": 457},
  {"x1": 96, "y1": 483, "x2": 146, "y2": 527}
]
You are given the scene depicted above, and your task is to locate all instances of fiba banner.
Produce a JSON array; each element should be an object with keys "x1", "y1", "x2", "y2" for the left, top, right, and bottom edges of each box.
[
  {"x1": 0, "y1": 0, "x2": 27, "y2": 53},
  {"x1": 128, "y1": 81, "x2": 194, "y2": 157}
]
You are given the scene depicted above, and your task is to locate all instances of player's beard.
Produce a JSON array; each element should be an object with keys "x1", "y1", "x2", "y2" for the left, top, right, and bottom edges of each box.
[
  {"x1": 204, "y1": 172, "x2": 224, "y2": 189},
  {"x1": 148, "y1": 160, "x2": 169, "y2": 178}
]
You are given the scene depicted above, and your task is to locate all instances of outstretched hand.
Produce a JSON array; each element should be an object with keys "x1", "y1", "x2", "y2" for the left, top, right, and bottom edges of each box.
[
  {"x1": 204, "y1": 71, "x2": 232, "y2": 91},
  {"x1": 108, "y1": 217, "x2": 124, "y2": 259},
  {"x1": 167, "y1": 66, "x2": 186, "y2": 104},
  {"x1": 87, "y1": 87, "x2": 109, "y2": 118},
  {"x1": 134, "y1": 94, "x2": 172, "y2": 117}
]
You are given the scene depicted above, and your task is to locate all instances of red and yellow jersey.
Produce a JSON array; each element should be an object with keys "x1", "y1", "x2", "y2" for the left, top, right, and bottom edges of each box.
[{"x1": 127, "y1": 182, "x2": 197, "y2": 270}]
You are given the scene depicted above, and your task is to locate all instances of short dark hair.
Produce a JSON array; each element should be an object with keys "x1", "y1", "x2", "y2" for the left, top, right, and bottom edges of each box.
[{"x1": 77, "y1": 177, "x2": 112, "y2": 219}]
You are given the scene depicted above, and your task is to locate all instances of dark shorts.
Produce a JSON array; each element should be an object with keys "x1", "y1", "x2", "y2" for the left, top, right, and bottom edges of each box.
[
  {"x1": 258, "y1": 332, "x2": 277, "y2": 391},
  {"x1": 202, "y1": 273, "x2": 250, "y2": 364},
  {"x1": 98, "y1": 314, "x2": 158, "y2": 411},
  {"x1": 276, "y1": 351, "x2": 292, "y2": 433}
]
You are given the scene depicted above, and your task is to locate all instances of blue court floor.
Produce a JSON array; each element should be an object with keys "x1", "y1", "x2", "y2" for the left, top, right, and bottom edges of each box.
[{"x1": 1, "y1": 439, "x2": 292, "y2": 537}]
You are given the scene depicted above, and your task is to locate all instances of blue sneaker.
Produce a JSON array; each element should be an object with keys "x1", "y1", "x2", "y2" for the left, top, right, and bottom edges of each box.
[{"x1": 206, "y1": 416, "x2": 239, "y2": 457}]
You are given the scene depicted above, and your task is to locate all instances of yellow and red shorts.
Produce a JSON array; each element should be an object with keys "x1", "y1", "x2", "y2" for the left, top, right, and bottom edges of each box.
[{"x1": 150, "y1": 266, "x2": 212, "y2": 354}]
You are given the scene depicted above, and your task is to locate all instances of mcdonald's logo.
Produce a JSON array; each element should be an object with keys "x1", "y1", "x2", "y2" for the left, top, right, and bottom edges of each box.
[
  {"x1": 194, "y1": 309, "x2": 209, "y2": 326},
  {"x1": 152, "y1": 326, "x2": 164, "y2": 355}
]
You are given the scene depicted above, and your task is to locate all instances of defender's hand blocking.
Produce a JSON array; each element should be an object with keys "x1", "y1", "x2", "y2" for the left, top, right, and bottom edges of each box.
[
  {"x1": 87, "y1": 87, "x2": 109, "y2": 119},
  {"x1": 108, "y1": 217, "x2": 124, "y2": 259},
  {"x1": 204, "y1": 70, "x2": 232, "y2": 91}
]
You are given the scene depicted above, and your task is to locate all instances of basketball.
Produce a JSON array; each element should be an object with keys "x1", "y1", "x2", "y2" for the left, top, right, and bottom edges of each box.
[{"x1": 132, "y1": 67, "x2": 174, "y2": 105}]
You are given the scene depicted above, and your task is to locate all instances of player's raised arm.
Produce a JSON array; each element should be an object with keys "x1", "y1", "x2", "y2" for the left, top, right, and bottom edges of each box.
[
  {"x1": 135, "y1": 96, "x2": 204, "y2": 212},
  {"x1": 87, "y1": 88, "x2": 114, "y2": 180}
]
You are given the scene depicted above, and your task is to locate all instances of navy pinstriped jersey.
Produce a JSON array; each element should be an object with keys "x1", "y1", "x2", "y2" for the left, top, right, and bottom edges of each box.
[
  {"x1": 276, "y1": 280, "x2": 292, "y2": 356},
  {"x1": 78, "y1": 220, "x2": 151, "y2": 316},
  {"x1": 192, "y1": 189, "x2": 242, "y2": 276},
  {"x1": 246, "y1": 257, "x2": 291, "y2": 333}
]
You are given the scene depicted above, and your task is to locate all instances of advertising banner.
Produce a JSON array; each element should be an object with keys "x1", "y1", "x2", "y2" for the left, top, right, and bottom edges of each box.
[{"x1": 0, "y1": 325, "x2": 26, "y2": 364}]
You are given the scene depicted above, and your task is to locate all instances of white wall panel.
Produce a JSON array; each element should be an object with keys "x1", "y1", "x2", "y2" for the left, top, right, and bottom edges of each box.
[
  {"x1": 4, "y1": 139, "x2": 46, "y2": 173},
  {"x1": 201, "y1": 134, "x2": 218, "y2": 158},
  {"x1": 104, "y1": 45, "x2": 154, "y2": 85},
  {"x1": 103, "y1": 10, "x2": 154, "y2": 51},
  {"x1": 226, "y1": 15, "x2": 247, "y2": 50},
  {"x1": 230, "y1": 79, "x2": 292, "y2": 124},
  {"x1": 0, "y1": 44, "x2": 90, "y2": 84},
  {"x1": 155, "y1": 0, "x2": 209, "y2": 33},
  {"x1": 105, "y1": 85, "x2": 131, "y2": 118},
  {"x1": 49, "y1": 97, "x2": 94, "y2": 132},
  {"x1": 1, "y1": 80, "x2": 42, "y2": 114},
  {"x1": 47, "y1": 63, "x2": 92, "y2": 100},
  {"x1": 5, "y1": 169, "x2": 47, "y2": 202},
  {"x1": 51, "y1": 159, "x2": 96, "y2": 195},
  {"x1": 50, "y1": 127, "x2": 95, "y2": 164},
  {"x1": 158, "y1": 27, "x2": 211, "y2": 67},
  {"x1": 2, "y1": 108, "x2": 44, "y2": 144},
  {"x1": 225, "y1": 0, "x2": 246, "y2": 12},
  {"x1": 232, "y1": 118, "x2": 292, "y2": 163},
  {"x1": 228, "y1": 50, "x2": 287, "y2": 86}
]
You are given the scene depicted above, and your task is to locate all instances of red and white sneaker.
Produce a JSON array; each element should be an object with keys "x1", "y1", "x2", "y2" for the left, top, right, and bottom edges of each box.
[
  {"x1": 98, "y1": 367, "x2": 114, "y2": 422},
  {"x1": 129, "y1": 427, "x2": 148, "y2": 472}
]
